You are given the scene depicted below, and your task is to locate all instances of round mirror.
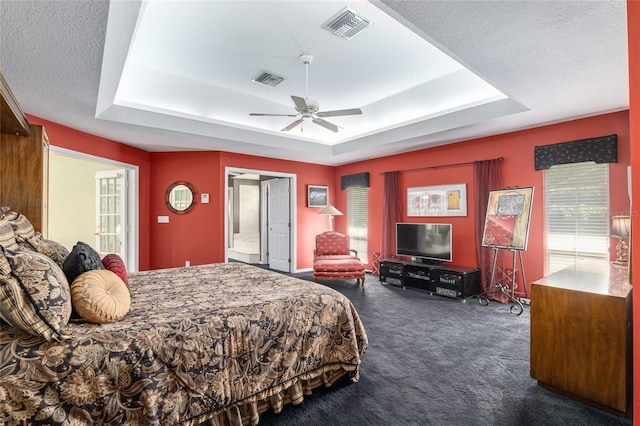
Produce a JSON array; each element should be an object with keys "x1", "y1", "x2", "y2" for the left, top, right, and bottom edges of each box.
[{"x1": 166, "y1": 181, "x2": 196, "y2": 214}]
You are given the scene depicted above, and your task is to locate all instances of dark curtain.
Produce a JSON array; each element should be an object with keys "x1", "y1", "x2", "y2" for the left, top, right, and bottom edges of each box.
[
  {"x1": 381, "y1": 171, "x2": 402, "y2": 260},
  {"x1": 474, "y1": 159, "x2": 503, "y2": 295}
]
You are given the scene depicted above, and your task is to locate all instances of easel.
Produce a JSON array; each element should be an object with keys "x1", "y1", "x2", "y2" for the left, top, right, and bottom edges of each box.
[
  {"x1": 478, "y1": 187, "x2": 534, "y2": 316},
  {"x1": 478, "y1": 247, "x2": 527, "y2": 315}
]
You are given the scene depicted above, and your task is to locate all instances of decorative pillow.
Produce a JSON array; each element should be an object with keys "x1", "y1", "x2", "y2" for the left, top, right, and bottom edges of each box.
[
  {"x1": 7, "y1": 212, "x2": 36, "y2": 240},
  {"x1": 101, "y1": 253, "x2": 128, "y2": 286},
  {"x1": 62, "y1": 241, "x2": 104, "y2": 284},
  {"x1": 0, "y1": 247, "x2": 72, "y2": 341},
  {"x1": 0, "y1": 216, "x2": 18, "y2": 250},
  {"x1": 18, "y1": 232, "x2": 70, "y2": 269},
  {"x1": 0, "y1": 246, "x2": 11, "y2": 275},
  {"x1": 16, "y1": 236, "x2": 37, "y2": 252},
  {"x1": 71, "y1": 270, "x2": 130, "y2": 323}
]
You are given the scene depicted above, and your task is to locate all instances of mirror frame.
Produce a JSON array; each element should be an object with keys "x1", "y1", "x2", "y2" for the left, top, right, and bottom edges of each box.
[{"x1": 165, "y1": 181, "x2": 197, "y2": 214}]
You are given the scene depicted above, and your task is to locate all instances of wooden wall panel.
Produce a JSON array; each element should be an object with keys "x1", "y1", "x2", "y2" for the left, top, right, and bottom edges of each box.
[{"x1": 0, "y1": 125, "x2": 48, "y2": 233}]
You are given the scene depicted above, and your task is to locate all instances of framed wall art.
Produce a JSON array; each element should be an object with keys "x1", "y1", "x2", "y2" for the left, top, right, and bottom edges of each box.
[
  {"x1": 307, "y1": 185, "x2": 328, "y2": 207},
  {"x1": 407, "y1": 183, "x2": 467, "y2": 217},
  {"x1": 481, "y1": 187, "x2": 534, "y2": 250}
]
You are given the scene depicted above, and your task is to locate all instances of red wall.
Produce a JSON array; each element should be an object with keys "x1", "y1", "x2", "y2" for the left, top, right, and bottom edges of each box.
[
  {"x1": 627, "y1": 0, "x2": 640, "y2": 421},
  {"x1": 149, "y1": 151, "x2": 223, "y2": 269},
  {"x1": 336, "y1": 111, "x2": 630, "y2": 284}
]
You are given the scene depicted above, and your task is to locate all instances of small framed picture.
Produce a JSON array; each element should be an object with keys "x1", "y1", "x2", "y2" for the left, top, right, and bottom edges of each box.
[
  {"x1": 308, "y1": 185, "x2": 328, "y2": 207},
  {"x1": 407, "y1": 183, "x2": 467, "y2": 217}
]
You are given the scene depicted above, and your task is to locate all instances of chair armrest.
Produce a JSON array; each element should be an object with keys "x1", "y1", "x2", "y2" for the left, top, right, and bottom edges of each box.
[{"x1": 350, "y1": 249, "x2": 358, "y2": 257}]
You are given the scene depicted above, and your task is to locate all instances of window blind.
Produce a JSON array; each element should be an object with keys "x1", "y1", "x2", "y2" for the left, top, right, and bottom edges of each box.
[
  {"x1": 347, "y1": 187, "x2": 368, "y2": 263},
  {"x1": 544, "y1": 162, "x2": 609, "y2": 274}
]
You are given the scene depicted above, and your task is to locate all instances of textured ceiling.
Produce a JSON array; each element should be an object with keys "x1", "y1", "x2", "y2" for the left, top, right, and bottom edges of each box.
[{"x1": 0, "y1": 0, "x2": 629, "y2": 166}]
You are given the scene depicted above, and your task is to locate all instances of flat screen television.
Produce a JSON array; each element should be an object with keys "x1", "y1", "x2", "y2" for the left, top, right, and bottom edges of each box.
[{"x1": 396, "y1": 222, "x2": 452, "y2": 263}]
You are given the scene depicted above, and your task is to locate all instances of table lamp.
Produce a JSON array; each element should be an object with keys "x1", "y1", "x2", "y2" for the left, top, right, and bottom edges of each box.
[
  {"x1": 610, "y1": 215, "x2": 631, "y2": 265},
  {"x1": 318, "y1": 205, "x2": 343, "y2": 231}
]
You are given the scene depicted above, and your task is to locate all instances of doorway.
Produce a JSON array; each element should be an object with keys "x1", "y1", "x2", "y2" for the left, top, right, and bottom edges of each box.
[
  {"x1": 49, "y1": 147, "x2": 139, "y2": 272},
  {"x1": 225, "y1": 167, "x2": 297, "y2": 273}
]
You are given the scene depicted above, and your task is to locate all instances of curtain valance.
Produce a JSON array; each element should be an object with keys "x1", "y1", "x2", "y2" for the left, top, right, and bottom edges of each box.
[
  {"x1": 341, "y1": 172, "x2": 370, "y2": 190},
  {"x1": 534, "y1": 134, "x2": 617, "y2": 170}
]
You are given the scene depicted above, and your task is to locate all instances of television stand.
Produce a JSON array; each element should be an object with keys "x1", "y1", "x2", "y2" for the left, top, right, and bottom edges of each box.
[{"x1": 379, "y1": 258, "x2": 480, "y2": 300}]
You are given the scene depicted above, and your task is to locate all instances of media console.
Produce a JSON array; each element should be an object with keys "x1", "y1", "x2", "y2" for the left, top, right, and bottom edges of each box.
[{"x1": 379, "y1": 258, "x2": 480, "y2": 300}]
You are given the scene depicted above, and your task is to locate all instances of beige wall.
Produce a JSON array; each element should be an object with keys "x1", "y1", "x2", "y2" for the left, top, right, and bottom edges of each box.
[{"x1": 49, "y1": 153, "x2": 117, "y2": 251}]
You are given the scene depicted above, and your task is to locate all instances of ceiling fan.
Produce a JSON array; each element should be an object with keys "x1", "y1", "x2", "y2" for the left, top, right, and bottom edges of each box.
[{"x1": 249, "y1": 54, "x2": 362, "y2": 133}]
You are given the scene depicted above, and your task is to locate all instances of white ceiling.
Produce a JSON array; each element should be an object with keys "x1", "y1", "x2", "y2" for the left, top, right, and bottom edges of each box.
[{"x1": 0, "y1": 0, "x2": 629, "y2": 166}]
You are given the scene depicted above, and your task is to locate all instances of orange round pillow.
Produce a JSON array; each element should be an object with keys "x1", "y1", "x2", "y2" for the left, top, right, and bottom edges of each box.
[{"x1": 71, "y1": 270, "x2": 130, "y2": 323}]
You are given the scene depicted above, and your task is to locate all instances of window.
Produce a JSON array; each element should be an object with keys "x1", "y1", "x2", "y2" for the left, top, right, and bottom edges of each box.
[
  {"x1": 347, "y1": 187, "x2": 368, "y2": 263},
  {"x1": 544, "y1": 162, "x2": 609, "y2": 274}
]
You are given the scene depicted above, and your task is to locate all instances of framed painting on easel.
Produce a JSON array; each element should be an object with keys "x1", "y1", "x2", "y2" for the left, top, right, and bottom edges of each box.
[{"x1": 481, "y1": 187, "x2": 534, "y2": 250}]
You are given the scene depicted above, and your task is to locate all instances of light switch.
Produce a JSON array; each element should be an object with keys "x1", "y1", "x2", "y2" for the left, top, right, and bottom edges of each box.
[
  {"x1": 201, "y1": 193, "x2": 210, "y2": 203},
  {"x1": 157, "y1": 216, "x2": 169, "y2": 223}
]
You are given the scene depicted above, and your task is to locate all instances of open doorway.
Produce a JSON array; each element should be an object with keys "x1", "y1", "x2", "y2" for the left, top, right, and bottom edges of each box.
[
  {"x1": 49, "y1": 147, "x2": 139, "y2": 272},
  {"x1": 225, "y1": 167, "x2": 297, "y2": 273}
]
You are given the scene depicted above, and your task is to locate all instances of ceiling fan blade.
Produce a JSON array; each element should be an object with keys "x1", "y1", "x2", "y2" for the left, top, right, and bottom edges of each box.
[
  {"x1": 281, "y1": 118, "x2": 305, "y2": 132},
  {"x1": 249, "y1": 113, "x2": 298, "y2": 117},
  {"x1": 291, "y1": 96, "x2": 310, "y2": 113},
  {"x1": 316, "y1": 108, "x2": 363, "y2": 118},
  {"x1": 312, "y1": 117, "x2": 339, "y2": 133}
]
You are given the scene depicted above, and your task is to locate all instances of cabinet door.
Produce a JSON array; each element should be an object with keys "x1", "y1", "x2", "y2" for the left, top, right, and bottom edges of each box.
[{"x1": 530, "y1": 283, "x2": 629, "y2": 413}]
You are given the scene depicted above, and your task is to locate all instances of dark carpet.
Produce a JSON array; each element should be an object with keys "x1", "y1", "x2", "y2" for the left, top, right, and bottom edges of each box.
[{"x1": 258, "y1": 271, "x2": 632, "y2": 426}]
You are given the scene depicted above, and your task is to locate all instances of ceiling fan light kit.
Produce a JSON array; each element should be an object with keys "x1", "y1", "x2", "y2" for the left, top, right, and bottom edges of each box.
[{"x1": 249, "y1": 54, "x2": 363, "y2": 133}]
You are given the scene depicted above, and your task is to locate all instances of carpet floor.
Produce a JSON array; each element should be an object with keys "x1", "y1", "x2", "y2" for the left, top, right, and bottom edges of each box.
[{"x1": 257, "y1": 271, "x2": 632, "y2": 426}]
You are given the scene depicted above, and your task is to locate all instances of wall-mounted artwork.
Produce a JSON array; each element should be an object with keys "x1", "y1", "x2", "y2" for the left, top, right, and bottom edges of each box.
[
  {"x1": 482, "y1": 187, "x2": 534, "y2": 250},
  {"x1": 407, "y1": 183, "x2": 467, "y2": 217},
  {"x1": 307, "y1": 185, "x2": 328, "y2": 207}
]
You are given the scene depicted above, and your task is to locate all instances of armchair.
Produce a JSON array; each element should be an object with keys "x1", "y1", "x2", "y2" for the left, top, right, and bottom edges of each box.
[{"x1": 313, "y1": 231, "x2": 366, "y2": 290}]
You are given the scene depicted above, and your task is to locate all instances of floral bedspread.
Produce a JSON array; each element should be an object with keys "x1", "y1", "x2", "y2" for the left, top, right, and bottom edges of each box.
[{"x1": 0, "y1": 263, "x2": 368, "y2": 425}]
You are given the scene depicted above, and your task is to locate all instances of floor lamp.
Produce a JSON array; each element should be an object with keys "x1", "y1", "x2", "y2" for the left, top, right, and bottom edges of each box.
[{"x1": 318, "y1": 205, "x2": 343, "y2": 231}]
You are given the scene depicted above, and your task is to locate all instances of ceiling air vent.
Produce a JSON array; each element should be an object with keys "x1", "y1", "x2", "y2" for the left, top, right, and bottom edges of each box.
[
  {"x1": 252, "y1": 71, "x2": 285, "y2": 87},
  {"x1": 322, "y1": 8, "x2": 373, "y2": 40}
]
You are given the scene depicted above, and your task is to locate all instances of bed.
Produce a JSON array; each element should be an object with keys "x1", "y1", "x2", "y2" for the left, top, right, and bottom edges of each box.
[{"x1": 0, "y1": 261, "x2": 368, "y2": 425}]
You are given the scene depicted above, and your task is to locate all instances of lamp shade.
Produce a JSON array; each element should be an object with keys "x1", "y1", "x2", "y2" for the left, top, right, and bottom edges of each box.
[
  {"x1": 610, "y1": 216, "x2": 631, "y2": 238},
  {"x1": 318, "y1": 205, "x2": 343, "y2": 216}
]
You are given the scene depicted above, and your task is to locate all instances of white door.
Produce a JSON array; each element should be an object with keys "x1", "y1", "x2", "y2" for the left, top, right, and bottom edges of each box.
[
  {"x1": 268, "y1": 178, "x2": 291, "y2": 272},
  {"x1": 95, "y1": 170, "x2": 127, "y2": 260}
]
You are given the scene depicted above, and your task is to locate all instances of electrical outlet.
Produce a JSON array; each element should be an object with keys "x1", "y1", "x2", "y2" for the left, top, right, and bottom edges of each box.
[{"x1": 185, "y1": 260, "x2": 190, "y2": 267}]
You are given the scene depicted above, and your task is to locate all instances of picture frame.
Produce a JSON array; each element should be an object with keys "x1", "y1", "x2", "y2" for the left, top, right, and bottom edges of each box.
[
  {"x1": 481, "y1": 187, "x2": 534, "y2": 250},
  {"x1": 407, "y1": 183, "x2": 467, "y2": 217},
  {"x1": 307, "y1": 185, "x2": 328, "y2": 207}
]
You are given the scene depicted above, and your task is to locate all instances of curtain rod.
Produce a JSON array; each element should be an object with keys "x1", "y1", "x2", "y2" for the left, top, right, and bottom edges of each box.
[{"x1": 381, "y1": 157, "x2": 503, "y2": 175}]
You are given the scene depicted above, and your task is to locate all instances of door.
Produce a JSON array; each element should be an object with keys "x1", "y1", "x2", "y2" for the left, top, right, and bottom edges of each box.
[
  {"x1": 95, "y1": 170, "x2": 127, "y2": 260},
  {"x1": 267, "y1": 177, "x2": 291, "y2": 272}
]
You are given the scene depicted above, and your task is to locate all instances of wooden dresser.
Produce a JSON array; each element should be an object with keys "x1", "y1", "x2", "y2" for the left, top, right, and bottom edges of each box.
[{"x1": 530, "y1": 260, "x2": 632, "y2": 415}]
